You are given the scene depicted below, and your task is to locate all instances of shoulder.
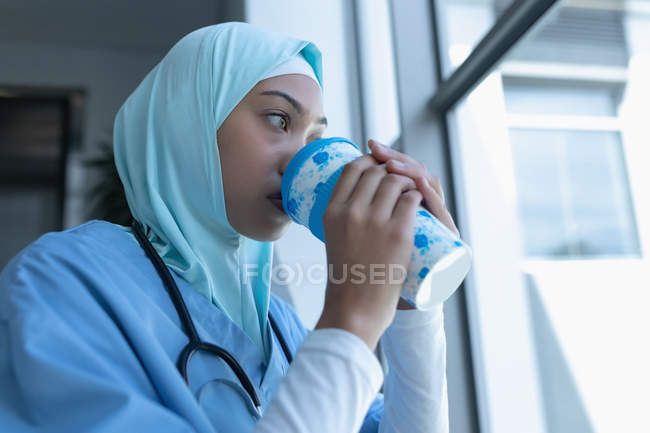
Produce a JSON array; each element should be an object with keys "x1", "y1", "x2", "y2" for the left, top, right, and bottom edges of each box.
[
  {"x1": 3, "y1": 220, "x2": 132, "y2": 268},
  {"x1": 35, "y1": 219, "x2": 133, "y2": 256},
  {"x1": 1, "y1": 220, "x2": 137, "y2": 285},
  {"x1": 0, "y1": 220, "x2": 143, "y2": 318}
]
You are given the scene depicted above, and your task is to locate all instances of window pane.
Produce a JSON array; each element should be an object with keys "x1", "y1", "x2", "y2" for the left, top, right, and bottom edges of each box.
[
  {"x1": 566, "y1": 132, "x2": 640, "y2": 256},
  {"x1": 509, "y1": 129, "x2": 567, "y2": 256},
  {"x1": 511, "y1": 129, "x2": 640, "y2": 258}
]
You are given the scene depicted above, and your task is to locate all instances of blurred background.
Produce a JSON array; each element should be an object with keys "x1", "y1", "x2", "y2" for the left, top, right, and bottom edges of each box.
[{"x1": 1, "y1": 0, "x2": 648, "y2": 432}]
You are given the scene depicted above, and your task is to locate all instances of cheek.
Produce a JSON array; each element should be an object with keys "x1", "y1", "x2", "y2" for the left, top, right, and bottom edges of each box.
[
  {"x1": 220, "y1": 120, "x2": 270, "y2": 169},
  {"x1": 218, "y1": 128, "x2": 257, "y2": 182},
  {"x1": 219, "y1": 145, "x2": 271, "y2": 204},
  {"x1": 217, "y1": 114, "x2": 282, "y2": 198}
]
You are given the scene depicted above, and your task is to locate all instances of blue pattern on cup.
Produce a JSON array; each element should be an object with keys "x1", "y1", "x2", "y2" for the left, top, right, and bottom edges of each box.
[
  {"x1": 414, "y1": 234, "x2": 429, "y2": 249},
  {"x1": 312, "y1": 151, "x2": 329, "y2": 166},
  {"x1": 314, "y1": 182, "x2": 326, "y2": 195}
]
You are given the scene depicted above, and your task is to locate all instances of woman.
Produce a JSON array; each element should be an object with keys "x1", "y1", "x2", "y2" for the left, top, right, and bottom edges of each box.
[{"x1": 0, "y1": 23, "x2": 454, "y2": 432}]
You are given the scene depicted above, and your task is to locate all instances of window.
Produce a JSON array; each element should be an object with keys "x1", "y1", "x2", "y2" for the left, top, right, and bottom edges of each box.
[
  {"x1": 430, "y1": 0, "x2": 650, "y2": 431},
  {"x1": 504, "y1": 80, "x2": 640, "y2": 258}
]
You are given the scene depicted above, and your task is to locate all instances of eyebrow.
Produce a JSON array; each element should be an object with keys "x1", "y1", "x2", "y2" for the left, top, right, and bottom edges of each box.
[{"x1": 260, "y1": 90, "x2": 328, "y2": 126}]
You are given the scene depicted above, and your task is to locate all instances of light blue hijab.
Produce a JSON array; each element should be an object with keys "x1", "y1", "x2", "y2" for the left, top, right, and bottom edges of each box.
[{"x1": 113, "y1": 23, "x2": 323, "y2": 362}]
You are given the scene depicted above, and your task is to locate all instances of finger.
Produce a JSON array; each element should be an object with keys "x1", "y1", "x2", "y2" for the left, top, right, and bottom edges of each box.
[
  {"x1": 416, "y1": 177, "x2": 459, "y2": 237},
  {"x1": 371, "y1": 173, "x2": 417, "y2": 220},
  {"x1": 368, "y1": 139, "x2": 421, "y2": 168},
  {"x1": 328, "y1": 154, "x2": 378, "y2": 205},
  {"x1": 385, "y1": 159, "x2": 444, "y2": 202},
  {"x1": 368, "y1": 139, "x2": 445, "y2": 201},
  {"x1": 347, "y1": 164, "x2": 388, "y2": 208},
  {"x1": 392, "y1": 189, "x2": 422, "y2": 225}
]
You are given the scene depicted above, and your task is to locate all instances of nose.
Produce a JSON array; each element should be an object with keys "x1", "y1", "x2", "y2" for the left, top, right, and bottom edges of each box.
[
  {"x1": 279, "y1": 157, "x2": 291, "y2": 176},
  {"x1": 279, "y1": 137, "x2": 312, "y2": 175}
]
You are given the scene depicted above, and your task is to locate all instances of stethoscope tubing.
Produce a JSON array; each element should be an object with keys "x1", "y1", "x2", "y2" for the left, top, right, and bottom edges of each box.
[{"x1": 131, "y1": 220, "x2": 292, "y2": 411}]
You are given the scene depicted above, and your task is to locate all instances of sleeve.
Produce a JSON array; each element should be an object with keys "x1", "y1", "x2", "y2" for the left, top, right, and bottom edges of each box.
[
  {"x1": 0, "y1": 242, "x2": 213, "y2": 433},
  {"x1": 255, "y1": 328, "x2": 384, "y2": 433},
  {"x1": 268, "y1": 295, "x2": 386, "y2": 432},
  {"x1": 378, "y1": 304, "x2": 449, "y2": 433}
]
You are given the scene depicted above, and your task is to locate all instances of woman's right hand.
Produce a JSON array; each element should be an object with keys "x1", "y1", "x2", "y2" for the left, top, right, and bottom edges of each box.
[{"x1": 314, "y1": 154, "x2": 422, "y2": 351}]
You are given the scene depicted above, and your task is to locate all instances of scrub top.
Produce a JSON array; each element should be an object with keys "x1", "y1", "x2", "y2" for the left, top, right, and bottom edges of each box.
[{"x1": 0, "y1": 220, "x2": 384, "y2": 432}]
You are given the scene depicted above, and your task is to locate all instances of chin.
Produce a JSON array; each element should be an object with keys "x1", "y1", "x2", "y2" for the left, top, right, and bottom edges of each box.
[{"x1": 246, "y1": 220, "x2": 291, "y2": 242}]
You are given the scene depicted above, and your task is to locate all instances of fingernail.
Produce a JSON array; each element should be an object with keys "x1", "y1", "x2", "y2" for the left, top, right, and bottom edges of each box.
[{"x1": 390, "y1": 160, "x2": 404, "y2": 168}]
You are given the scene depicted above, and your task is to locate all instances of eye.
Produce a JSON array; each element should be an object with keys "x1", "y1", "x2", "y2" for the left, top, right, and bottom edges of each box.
[{"x1": 267, "y1": 113, "x2": 289, "y2": 131}]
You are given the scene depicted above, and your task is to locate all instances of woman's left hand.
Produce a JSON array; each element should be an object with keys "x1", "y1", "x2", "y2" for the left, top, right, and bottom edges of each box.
[{"x1": 368, "y1": 138, "x2": 460, "y2": 310}]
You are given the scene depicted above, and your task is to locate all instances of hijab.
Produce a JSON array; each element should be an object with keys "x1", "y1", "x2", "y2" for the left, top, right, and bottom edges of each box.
[{"x1": 113, "y1": 22, "x2": 323, "y2": 361}]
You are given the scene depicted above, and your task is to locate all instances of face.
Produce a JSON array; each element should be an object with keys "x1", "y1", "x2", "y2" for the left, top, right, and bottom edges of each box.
[{"x1": 217, "y1": 74, "x2": 327, "y2": 241}]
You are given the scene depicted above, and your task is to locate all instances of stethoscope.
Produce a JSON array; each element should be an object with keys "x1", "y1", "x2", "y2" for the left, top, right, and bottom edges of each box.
[{"x1": 131, "y1": 220, "x2": 293, "y2": 414}]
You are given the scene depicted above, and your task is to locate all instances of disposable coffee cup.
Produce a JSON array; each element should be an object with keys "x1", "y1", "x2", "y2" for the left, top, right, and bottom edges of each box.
[{"x1": 281, "y1": 137, "x2": 472, "y2": 309}]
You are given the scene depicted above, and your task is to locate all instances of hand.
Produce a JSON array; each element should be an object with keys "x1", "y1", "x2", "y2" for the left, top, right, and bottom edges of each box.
[
  {"x1": 369, "y1": 139, "x2": 460, "y2": 310},
  {"x1": 368, "y1": 139, "x2": 459, "y2": 237},
  {"x1": 314, "y1": 154, "x2": 422, "y2": 350}
]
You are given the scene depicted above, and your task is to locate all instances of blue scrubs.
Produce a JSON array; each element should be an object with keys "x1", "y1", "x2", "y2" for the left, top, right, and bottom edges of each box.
[{"x1": 0, "y1": 220, "x2": 383, "y2": 432}]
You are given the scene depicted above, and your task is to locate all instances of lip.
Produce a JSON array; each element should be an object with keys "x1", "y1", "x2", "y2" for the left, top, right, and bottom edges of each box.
[{"x1": 267, "y1": 192, "x2": 286, "y2": 215}]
